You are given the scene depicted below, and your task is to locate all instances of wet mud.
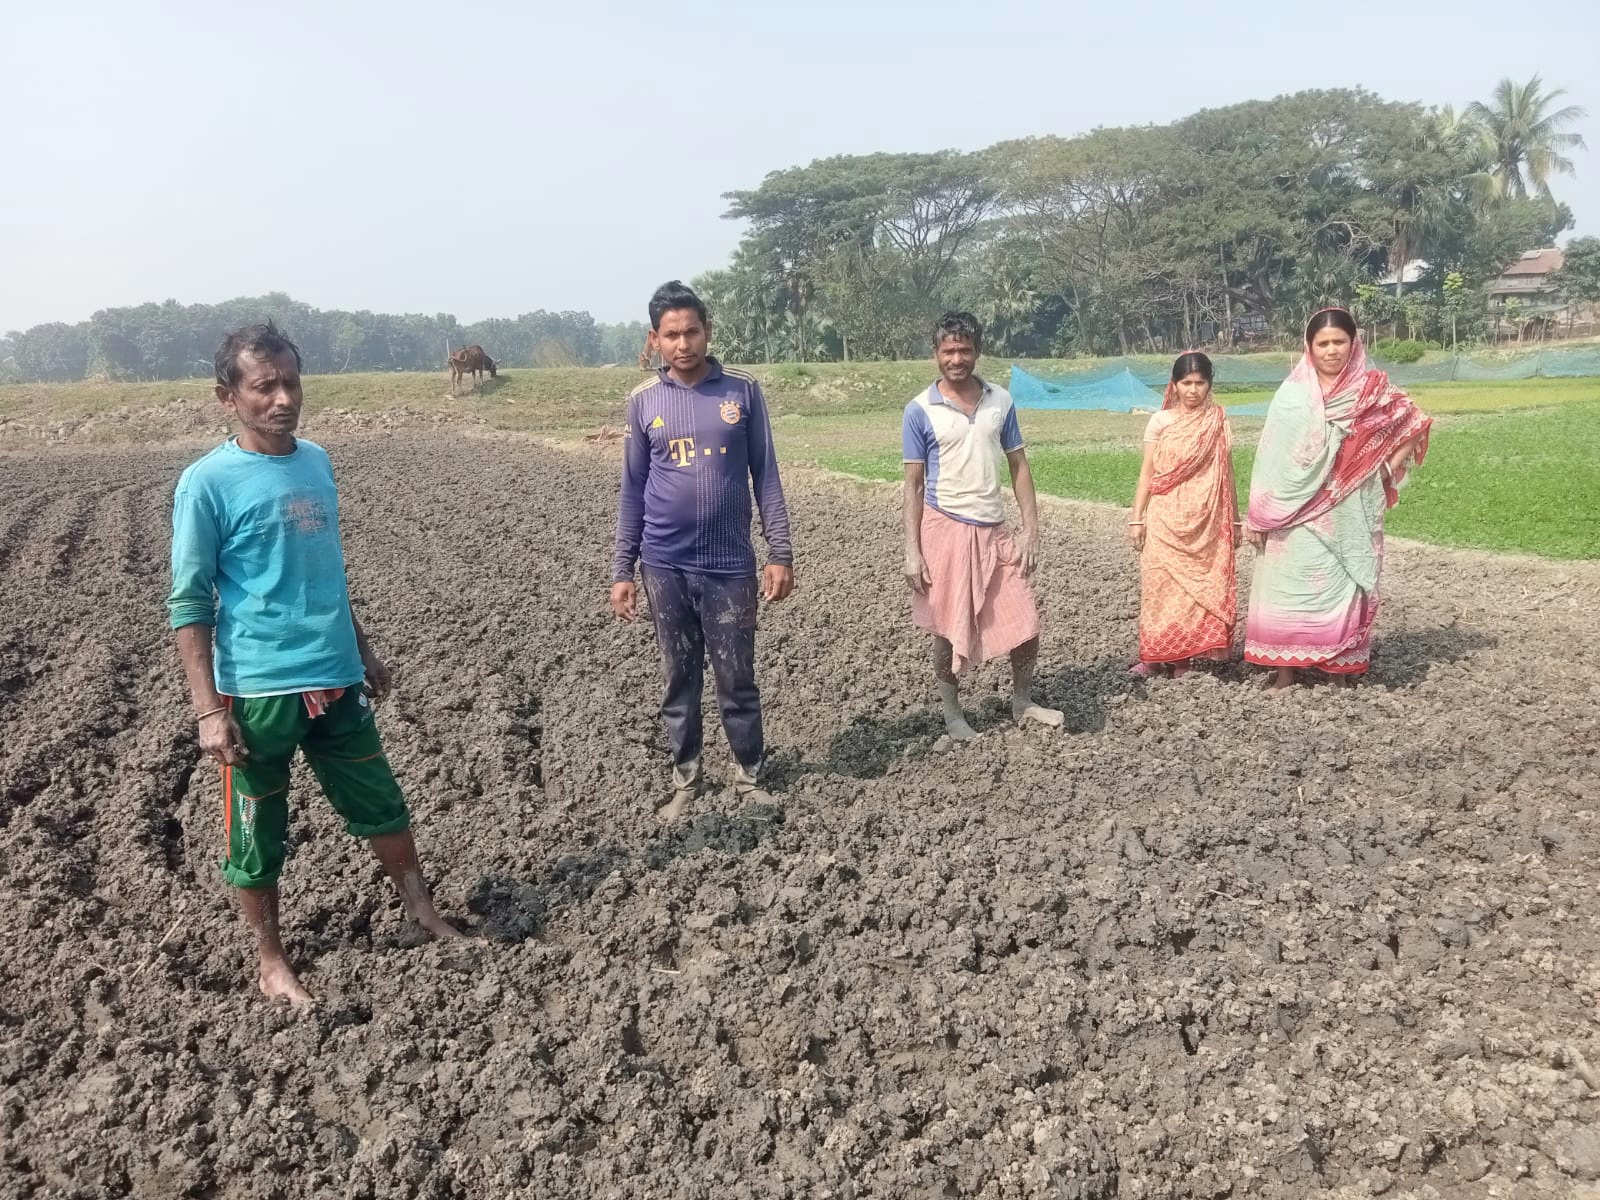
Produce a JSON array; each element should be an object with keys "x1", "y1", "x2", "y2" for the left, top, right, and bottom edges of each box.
[{"x1": 2, "y1": 433, "x2": 1598, "y2": 1198}]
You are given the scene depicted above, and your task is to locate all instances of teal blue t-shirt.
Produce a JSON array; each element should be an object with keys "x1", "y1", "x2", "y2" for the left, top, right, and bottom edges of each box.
[{"x1": 168, "y1": 438, "x2": 364, "y2": 696}]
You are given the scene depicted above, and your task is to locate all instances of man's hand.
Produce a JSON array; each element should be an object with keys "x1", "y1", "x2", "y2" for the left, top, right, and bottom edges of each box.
[
  {"x1": 361, "y1": 647, "x2": 393, "y2": 702},
  {"x1": 198, "y1": 710, "x2": 248, "y2": 766},
  {"x1": 763, "y1": 564, "x2": 794, "y2": 603},
  {"x1": 1020, "y1": 528, "x2": 1041, "y2": 579},
  {"x1": 611, "y1": 580, "x2": 637, "y2": 622},
  {"x1": 904, "y1": 549, "x2": 932, "y2": 594}
]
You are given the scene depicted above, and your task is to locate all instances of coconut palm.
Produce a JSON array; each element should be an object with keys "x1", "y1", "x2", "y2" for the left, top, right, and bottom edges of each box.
[
  {"x1": 1467, "y1": 76, "x2": 1588, "y2": 200},
  {"x1": 1386, "y1": 105, "x2": 1501, "y2": 299},
  {"x1": 1428, "y1": 105, "x2": 1498, "y2": 208},
  {"x1": 972, "y1": 244, "x2": 1041, "y2": 357}
]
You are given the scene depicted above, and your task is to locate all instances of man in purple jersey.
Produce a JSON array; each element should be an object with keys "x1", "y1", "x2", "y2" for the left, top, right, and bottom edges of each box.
[{"x1": 611, "y1": 281, "x2": 795, "y2": 820}]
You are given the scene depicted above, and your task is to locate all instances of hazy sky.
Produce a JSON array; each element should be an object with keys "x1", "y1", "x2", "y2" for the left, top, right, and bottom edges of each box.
[{"x1": 3, "y1": 0, "x2": 1596, "y2": 333}]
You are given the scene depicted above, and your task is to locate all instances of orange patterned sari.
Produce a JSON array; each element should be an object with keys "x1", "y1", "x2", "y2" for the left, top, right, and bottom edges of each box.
[{"x1": 1138, "y1": 399, "x2": 1239, "y2": 663}]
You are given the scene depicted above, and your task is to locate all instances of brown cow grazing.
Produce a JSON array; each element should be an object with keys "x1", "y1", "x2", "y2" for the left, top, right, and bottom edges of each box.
[
  {"x1": 637, "y1": 331, "x2": 662, "y2": 372},
  {"x1": 448, "y1": 345, "x2": 497, "y2": 394}
]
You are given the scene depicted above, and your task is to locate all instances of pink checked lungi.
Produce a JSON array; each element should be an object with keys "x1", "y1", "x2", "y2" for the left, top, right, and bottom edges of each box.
[{"x1": 913, "y1": 506, "x2": 1041, "y2": 675}]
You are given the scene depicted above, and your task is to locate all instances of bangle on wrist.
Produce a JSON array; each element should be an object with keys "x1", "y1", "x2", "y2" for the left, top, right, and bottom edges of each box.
[{"x1": 195, "y1": 705, "x2": 227, "y2": 721}]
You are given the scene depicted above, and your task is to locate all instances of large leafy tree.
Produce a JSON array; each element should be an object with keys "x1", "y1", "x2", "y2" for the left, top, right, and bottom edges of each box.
[
  {"x1": 8, "y1": 82, "x2": 1584, "y2": 379},
  {"x1": 993, "y1": 125, "x2": 1174, "y2": 353},
  {"x1": 1552, "y1": 236, "x2": 1600, "y2": 305},
  {"x1": 1367, "y1": 104, "x2": 1497, "y2": 299},
  {"x1": 9, "y1": 322, "x2": 89, "y2": 382},
  {"x1": 723, "y1": 151, "x2": 994, "y2": 360},
  {"x1": 2, "y1": 297, "x2": 605, "y2": 381},
  {"x1": 596, "y1": 321, "x2": 651, "y2": 367}
]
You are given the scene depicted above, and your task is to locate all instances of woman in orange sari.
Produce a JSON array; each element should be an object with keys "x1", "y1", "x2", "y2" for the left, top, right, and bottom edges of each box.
[{"x1": 1128, "y1": 352, "x2": 1241, "y2": 678}]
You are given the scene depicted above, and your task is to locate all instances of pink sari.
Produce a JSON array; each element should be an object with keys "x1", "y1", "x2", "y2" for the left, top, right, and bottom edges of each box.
[{"x1": 1244, "y1": 331, "x2": 1432, "y2": 673}]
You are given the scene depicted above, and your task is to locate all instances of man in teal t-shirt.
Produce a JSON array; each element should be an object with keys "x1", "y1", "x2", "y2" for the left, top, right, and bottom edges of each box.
[{"x1": 169, "y1": 321, "x2": 460, "y2": 1006}]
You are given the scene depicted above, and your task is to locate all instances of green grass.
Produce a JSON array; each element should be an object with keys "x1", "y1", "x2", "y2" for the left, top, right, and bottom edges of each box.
[
  {"x1": 1385, "y1": 401, "x2": 1599, "y2": 557},
  {"x1": 2, "y1": 361, "x2": 1591, "y2": 434},
  {"x1": 1401, "y1": 376, "x2": 1599, "y2": 413},
  {"x1": 3, "y1": 362, "x2": 1594, "y2": 558},
  {"x1": 816, "y1": 397, "x2": 1600, "y2": 560}
]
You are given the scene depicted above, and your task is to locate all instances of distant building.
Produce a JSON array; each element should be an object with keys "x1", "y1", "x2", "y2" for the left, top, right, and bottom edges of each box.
[
  {"x1": 1381, "y1": 246, "x2": 1590, "y2": 339},
  {"x1": 1225, "y1": 311, "x2": 1269, "y2": 346},
  {"x1": 1379, "y1": 259, "x2": 1430, "y2": 296},
  {"x1": 1487, "y1": 248, "x2": 1568, "y2": 330}
]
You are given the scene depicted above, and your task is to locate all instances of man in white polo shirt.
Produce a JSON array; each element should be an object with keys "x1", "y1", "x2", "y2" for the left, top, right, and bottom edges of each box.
[{"x1": 902, "y1": 312, "x2": 1063, "y2": 740}]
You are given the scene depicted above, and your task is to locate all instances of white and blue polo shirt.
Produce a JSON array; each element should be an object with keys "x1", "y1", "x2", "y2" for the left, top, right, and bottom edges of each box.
[{"x1": 902, "y1": 379, "x2": 1025, "y2": 526}]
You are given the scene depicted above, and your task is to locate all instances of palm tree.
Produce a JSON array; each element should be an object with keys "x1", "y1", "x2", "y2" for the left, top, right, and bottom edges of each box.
[
  {"x1": 1429, "y1": 104, "x2": 1497, "y2": 208},
  {"x1": 1387, "y1": 106, "x2": 1499, "y2": 300},
  {"x1": 1467, "y1": 75, "x2": 1588, "y2": 200},
  {"x1": 974, "y1": 247, "x2": 1040, "y2": 356}
]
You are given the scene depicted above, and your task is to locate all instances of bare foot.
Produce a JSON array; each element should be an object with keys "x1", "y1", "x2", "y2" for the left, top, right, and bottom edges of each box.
[
  {"x1": 258, "y1": 956, "x2": 315, "y2": 1007},
  {"x1": 1014, "y1": 702, "x2": 1065, "y2": 728},
  {"x1": 418, "y1": 913, "x2": 466, "y2": 940},
  {"x1": 1264, "y1": 670, "x2": 1298, "y2": 694},
  {"x1": 657, "y1": 789, "x2": 692, "y2": 823},
  {"x1": 943, "y1": 712, "x2": 980, "y2": 741}
]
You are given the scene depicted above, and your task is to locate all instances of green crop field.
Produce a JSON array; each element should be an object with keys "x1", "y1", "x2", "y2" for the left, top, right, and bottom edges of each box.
[
  {"x1": 3, "y1": 360, "x2": 1593, "y2": 431},
  {"x1": 2, "y1": 365, "x2": 1594, "y2": 559},
  {"x1": 809, "y1": 377, "x2": 1599, "y2": 560}
]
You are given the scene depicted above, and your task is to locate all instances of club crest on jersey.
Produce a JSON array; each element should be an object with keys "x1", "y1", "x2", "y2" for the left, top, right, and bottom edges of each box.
[{"x1": 719, "y1": 400, "x2": 740, "y2": 426}]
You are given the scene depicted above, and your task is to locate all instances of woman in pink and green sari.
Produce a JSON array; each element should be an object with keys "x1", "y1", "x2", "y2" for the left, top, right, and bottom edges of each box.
[{"x1": 1244, "y1": 309, "x2": 1432, "y2": 691}]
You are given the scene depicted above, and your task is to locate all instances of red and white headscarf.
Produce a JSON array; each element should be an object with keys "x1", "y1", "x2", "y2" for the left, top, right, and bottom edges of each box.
[{"x1": 1247, "y1": 310, "x2": 1433, "y2": 531}]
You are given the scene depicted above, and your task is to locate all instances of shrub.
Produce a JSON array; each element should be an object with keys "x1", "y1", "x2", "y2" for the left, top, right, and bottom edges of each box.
[{"x1": 1374, "y1": 338, "x2": 1426, "y2": 363}]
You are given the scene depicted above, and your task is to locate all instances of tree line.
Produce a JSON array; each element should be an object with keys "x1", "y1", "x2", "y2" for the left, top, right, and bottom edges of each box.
[
  {"x1": 0, "y1": 294, "x2": 651, "y2": 384},
  {"x1": 697, "y1": 78, "x2": 1587, "y2": 360},
  {"x1": 2, "y1": 78, "x2": 1587, "y2": 382}
]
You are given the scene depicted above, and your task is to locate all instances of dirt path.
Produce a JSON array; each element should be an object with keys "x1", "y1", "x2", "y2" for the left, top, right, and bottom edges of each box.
[{"x1": 2, "y1": 434, "x2": 1598, "y2": 1198}]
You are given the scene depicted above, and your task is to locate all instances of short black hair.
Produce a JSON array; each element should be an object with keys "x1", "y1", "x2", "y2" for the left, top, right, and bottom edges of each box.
[
  {"x1": 648, "y1": 281, "x2": 708, "y2": 331},
  {"x1": 1305, "y1": 307, "x2": 1358, "y2": 345},
  {"x1": 1170, "y1": 351, "x2": 1214, "y2": 384},
  {"x1": 215, "y1": 321, "x2": 303, "y2": 389},
  {"x1": 933, "y1": 311, "x2": 983, "y2": 353}
]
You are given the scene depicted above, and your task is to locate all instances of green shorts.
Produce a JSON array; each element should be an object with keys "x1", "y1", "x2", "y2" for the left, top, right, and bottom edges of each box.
[{"x1": 220, "y1": 689, "x2": 410, "y2": 889}]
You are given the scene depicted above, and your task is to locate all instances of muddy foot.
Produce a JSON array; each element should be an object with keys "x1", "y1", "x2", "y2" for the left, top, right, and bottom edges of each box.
[
  {"x1": 1262, "y1": 668, "x2": 1299, "y2": 693},
  {"x1": 657, "y1": 789, "x2": 693, "y2": 823},
  {"x1": 258, "y1": 958, "x2": 315, "y2": 1007},
  {"x1": 1014, "y1": 702, "x2": 1065, "y2": 728},
  {"x1": 418, "y1": 914, "x2": 467, "y2": 940},
  {"x1": 943, "y1": 713, "x2": 980, "y2": 741}
]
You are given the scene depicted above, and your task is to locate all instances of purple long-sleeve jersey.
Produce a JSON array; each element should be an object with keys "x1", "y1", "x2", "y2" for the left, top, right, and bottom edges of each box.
[{"x1": 612, "y1": 359, "x2": 793, "y2": 583}]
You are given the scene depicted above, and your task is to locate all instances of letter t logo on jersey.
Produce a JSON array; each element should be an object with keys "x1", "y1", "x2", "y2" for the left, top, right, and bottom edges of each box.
[{"x1": 668, "y1": 437, "x2": 696, "y2": 467}]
